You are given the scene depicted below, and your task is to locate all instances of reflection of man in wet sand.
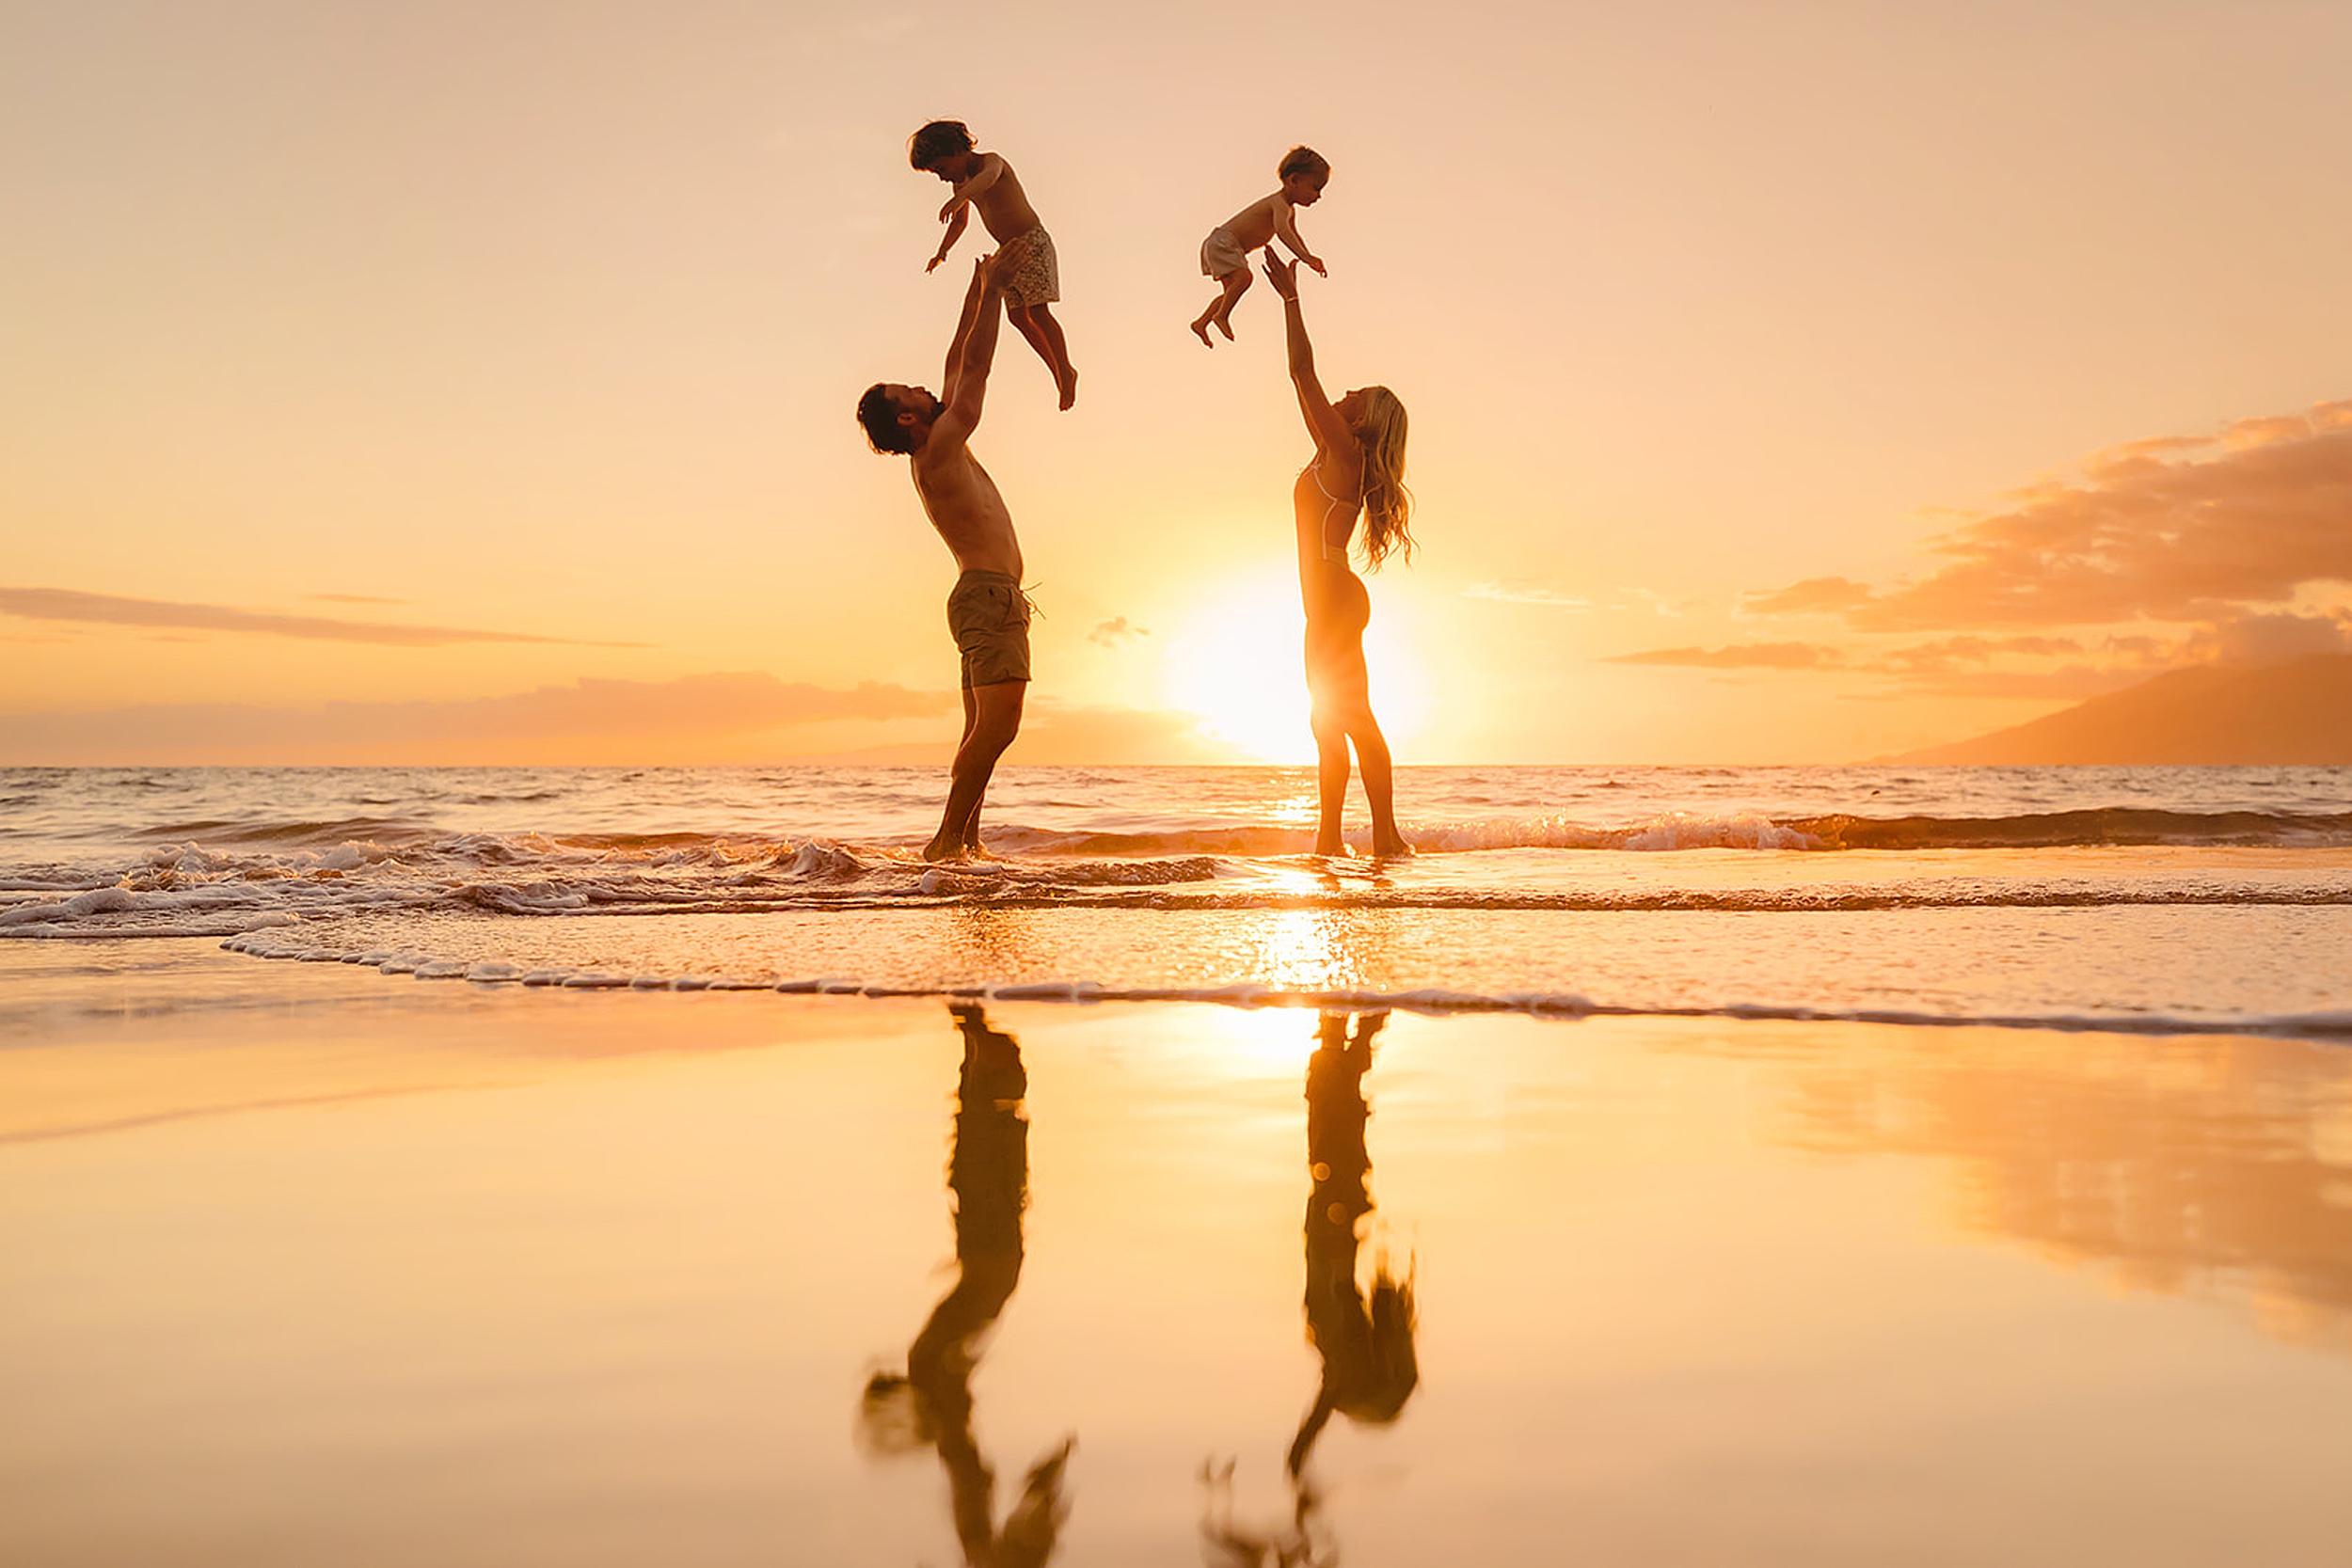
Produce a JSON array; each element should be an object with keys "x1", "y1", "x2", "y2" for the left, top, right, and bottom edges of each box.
[
  {"x1": 1203, "y1": 1010, "x2": 1418, "y2": 1567},
  {"x1": 857, "y1": 253, "x2": 1033, "y2": 863},
  {"x1": 861, "y1": 1004, "x2": 1072, "y2": 1566}
]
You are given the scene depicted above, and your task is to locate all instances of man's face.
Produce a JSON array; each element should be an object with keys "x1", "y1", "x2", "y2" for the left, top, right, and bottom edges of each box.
[{"x1": 885, "y1": 383, "x2": 943, "y2": 435}]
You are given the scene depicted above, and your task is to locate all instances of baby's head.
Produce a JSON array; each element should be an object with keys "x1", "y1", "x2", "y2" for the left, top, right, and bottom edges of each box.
[
  {"x1": 1279, "y1": 145, "x2": 1331, "y2": 205},
  {"x1": 909, "y1": 119, "x2": 978, "y2": 182}
]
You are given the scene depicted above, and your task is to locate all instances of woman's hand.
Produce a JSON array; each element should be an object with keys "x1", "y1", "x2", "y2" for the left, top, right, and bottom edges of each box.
[{"x1": 1262, "y1": 249, "x2": 1300, "y2": 301}]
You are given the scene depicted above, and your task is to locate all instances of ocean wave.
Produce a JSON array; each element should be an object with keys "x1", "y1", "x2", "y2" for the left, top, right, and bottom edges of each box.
[
  {"x1": 5, "y1": 826, "x2": 2346, "y2": 939},
  {"x1": 1786, "y1": 807, "x2": 2352, "y2": 849},
  {"x1": 211, "y1": 932, "x2": 2352, "y2": 1042},
  {"x1": 62, "y1": 803, "x2": 2352, "y2": 863}
]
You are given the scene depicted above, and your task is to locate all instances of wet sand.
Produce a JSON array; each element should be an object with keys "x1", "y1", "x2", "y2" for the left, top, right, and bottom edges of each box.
[{"x1": 5, "y1": 940, "x2": 2351, "y2": 1566}]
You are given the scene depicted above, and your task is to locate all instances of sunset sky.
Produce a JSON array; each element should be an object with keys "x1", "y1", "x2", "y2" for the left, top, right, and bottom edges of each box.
[{"x1": 6, "y1": 0, "x2": 2349, "y2": 765}]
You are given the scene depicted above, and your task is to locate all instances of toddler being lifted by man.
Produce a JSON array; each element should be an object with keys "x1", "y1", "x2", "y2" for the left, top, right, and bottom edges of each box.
[{"x1": 913, "y1": 119, "x2": 1078, "y2": 410}]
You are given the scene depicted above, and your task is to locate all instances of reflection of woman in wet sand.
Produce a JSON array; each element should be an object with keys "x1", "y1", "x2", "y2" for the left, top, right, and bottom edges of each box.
[
  {"x1": 1203, "y1": 1010, "x2": 1419, "y2": 1566},
  {"x1": 1265, "y1": 251, "x2": 1416, "y2": 859},
  {"x1": 861, "y1": 1003, "x2": 1073, "y2": 1567}
]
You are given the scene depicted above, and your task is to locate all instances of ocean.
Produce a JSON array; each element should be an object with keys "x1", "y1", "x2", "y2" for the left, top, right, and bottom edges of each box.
[{"x1": 7, "y1": 763, "x2": 2348, "y2": 1035}]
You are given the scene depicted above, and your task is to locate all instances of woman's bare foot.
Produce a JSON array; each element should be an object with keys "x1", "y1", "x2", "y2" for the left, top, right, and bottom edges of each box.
[
  {"x1": 1057, "y1": 364, "x2": 1078, "y2": 410},
  {"x1": 1190, "y1": 316, "x2": 1216, "y2": 346}
]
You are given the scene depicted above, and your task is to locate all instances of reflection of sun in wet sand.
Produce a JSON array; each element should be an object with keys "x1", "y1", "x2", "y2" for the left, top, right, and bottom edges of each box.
[{"x1": 1160, "y1": 570, "x2": 1428, "y2": 763}]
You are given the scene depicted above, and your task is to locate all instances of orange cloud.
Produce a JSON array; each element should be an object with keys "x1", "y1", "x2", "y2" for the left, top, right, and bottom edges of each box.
[
  {"x1": 1088, "y1": 616, "x2": 1151, "y2": 647},
  {"x1": 0, "y1": 587, "x2": 644, "y2": 647},
  {"x1": 1601, "y1": 642, "x2": 1844, "y2": 669},
  {"x1": 1740, "y1": 577, "x2": 1876, "y2": 616},
  {"x1": 2183, "y1": 610, "x2": 2350, "y2": 665},
  {"x1": 1872, "y1": 635, "x2": 2086, "y2": 674},
  {"x1": 1791, "y1": 400, "x2": 2352, "y2": 632},
  {"x1": 0, "y1": 673, "x2": 952, "y2": 764}
]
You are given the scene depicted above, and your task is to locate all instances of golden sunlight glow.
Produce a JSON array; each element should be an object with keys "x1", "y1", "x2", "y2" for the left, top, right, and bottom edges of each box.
[
  {"x1": 1160, "y1": 571, "x2": 1311, "y2": 761},
  {"x1": 1159, "y1": 569, "x2": 1430, "y2": 763}
]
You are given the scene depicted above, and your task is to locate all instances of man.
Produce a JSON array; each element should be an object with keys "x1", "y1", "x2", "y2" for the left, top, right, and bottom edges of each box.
[{"x1": 856, "y1": 251, "x2": 1031, "y2": 862}]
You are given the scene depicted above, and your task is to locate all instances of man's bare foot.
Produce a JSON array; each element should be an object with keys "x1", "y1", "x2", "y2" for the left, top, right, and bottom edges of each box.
[
  {"x1": 1372, "y1": 837, "x2": 1414, "y2": 859},
  {"x1": 922, "y1": 832, "x2": 966, "y2": 863},
  {"x1": 1057, "y1": 365, "x2": 1077, "y2": 411},
  {"x1": 1313, "y1": 833, "x2": 1343, "y2": 857},
  {"x1": 1191, "y1": 318, "x2": 1215, "y2": 346}
]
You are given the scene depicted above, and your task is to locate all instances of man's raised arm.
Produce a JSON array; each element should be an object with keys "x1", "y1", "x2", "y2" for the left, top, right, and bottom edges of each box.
[
  {"x1": 938, "y1": 254, "x2": 1008, "y2": 439},
  {"x1": 941, "y1": 257, "x2": 994, "y2": 400}
]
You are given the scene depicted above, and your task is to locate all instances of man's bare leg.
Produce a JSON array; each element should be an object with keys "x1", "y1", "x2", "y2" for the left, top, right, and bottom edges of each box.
[
  {"x1": 950, "y1": 685, "x2": 984, "y2": 851},
  {"x1": 925, "y1": 679, "x2": 1026, "y2": 861}
]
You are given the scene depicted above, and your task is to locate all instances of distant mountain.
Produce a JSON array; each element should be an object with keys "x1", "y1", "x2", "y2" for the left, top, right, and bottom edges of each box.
[{"x1": 1893, "y1": 655, "x2": 2352, "y2": 765}]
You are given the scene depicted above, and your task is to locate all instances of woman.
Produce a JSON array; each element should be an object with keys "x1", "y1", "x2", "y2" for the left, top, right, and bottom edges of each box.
[{"x1": 1263, "y1": 250, "x2": 1415, "y2": 857}]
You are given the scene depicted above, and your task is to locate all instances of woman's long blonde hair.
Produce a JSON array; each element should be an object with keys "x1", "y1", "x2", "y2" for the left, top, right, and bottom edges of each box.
[{"x1": 1353, "y1": 387, "x2": 1414, "y2": 569}]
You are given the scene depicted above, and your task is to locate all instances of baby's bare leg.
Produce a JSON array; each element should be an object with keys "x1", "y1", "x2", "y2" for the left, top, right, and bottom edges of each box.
[
  {"x1": 1190, "y1": 270, "x2": 1250, "y2": 344},
  {"x1": 1008, "y1": 304, "x2": 1057, "y2": 380},
  {"x1": 1026, "y1": 303, "x2": 1077, "y2": 410},
  {"x1": 1212, "y1": 268, "x2": 1251, "y2": 339}
]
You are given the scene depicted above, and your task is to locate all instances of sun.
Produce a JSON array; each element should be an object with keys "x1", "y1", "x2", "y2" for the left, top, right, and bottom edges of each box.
[{"x1": 1159, "y1": 568, "x2": 1428, "y2": 764}]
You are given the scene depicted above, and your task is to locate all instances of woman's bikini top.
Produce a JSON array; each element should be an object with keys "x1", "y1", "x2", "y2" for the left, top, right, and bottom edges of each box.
[{"x1": 1303, "y1": 454, "x2": 1358, "y2": 563}]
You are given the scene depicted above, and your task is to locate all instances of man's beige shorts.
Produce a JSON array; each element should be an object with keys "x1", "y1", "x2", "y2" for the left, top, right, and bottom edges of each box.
[{"x1": 947, "y1": 570, "x2": 1032, "y2": 689}]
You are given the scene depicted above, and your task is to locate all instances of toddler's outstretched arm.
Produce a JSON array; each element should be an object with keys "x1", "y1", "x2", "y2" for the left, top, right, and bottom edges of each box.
[
  {"x1": 936, "y1": 151, "x2": 1007, "y2": 221},
  {"x1": 928, "y1": 206, "x2": 969, "y2": 273},
  {"x1": 1275, "y1": 204, "x2": 1327, "y2": 277}
]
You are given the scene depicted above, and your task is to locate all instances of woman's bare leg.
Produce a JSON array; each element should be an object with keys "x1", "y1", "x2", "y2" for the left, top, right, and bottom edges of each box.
[
  {"x1": 1307, "y1": 618, "x2": 1365, "y2": 855},
  {"x1": 1307, "y1": 605, "x2": 1408, "y2": 857},
  {"x1": 1311, "y1": 701, "x2": 1352, "y2": 855},
  {"x1": 1347, "y1": 711, "x2": 1409, "y2": 856}
]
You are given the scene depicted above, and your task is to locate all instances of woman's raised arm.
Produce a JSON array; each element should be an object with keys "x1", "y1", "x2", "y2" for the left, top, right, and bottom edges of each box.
[{"x1": 1263, "y1": 251, "x2": 1354, "y2": 453}]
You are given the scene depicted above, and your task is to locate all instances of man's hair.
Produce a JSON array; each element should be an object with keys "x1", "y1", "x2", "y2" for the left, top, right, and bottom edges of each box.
[
  {"x1": 857, "y1": 384, "x2": 918, "y2": 455},
  {"x1": 1279, "y1": 145, "x2": 1330, "y2": 182},
  {"x1": 909, "y1": 119, "x2": 975, "y2": 170}
]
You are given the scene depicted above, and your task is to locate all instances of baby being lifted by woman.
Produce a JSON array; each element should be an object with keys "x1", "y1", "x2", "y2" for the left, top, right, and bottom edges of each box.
[{"x1": 1191, "y1": 146, "x2": 1330, "y2": 346}]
